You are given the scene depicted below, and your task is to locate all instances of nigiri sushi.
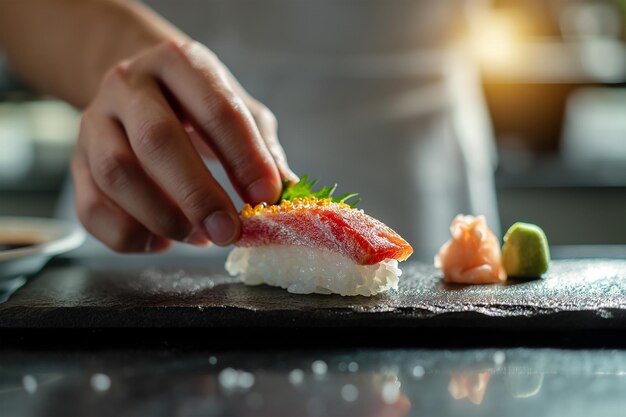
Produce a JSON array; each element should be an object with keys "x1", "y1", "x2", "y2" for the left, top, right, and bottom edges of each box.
[
  {"x1": 435, "y1": 214, "x2": 506, "y2": 284},
  {"x1": 225, "y1": 177, "x2": 413, "y2": 296}
]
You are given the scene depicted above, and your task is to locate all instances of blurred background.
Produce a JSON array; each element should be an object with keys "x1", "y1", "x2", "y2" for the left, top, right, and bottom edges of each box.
[{"x1": 1, "y1": 0, "x2": 625, "y2": 262}]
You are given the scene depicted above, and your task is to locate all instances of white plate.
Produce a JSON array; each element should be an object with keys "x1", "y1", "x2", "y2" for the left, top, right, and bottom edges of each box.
[{"x1": 0, "y1": 217, "x2": 85, "y2": 284}]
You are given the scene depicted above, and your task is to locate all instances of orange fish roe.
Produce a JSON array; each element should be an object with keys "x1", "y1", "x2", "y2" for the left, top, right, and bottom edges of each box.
[{"x1": 241, "y1": 197, "x2": 351, "y2": 219}]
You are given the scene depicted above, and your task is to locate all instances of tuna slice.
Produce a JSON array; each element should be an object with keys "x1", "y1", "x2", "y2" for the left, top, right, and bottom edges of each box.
[{"x1": 236, "y1": 198, "x2": 413, "y2": 266}]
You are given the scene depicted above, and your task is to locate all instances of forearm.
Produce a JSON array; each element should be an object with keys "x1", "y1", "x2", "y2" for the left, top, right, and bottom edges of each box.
[{"x1": 0, "y1": 0, "x2": 187, "y2": 107}]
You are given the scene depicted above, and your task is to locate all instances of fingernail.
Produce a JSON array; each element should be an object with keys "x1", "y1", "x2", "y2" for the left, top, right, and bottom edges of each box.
[
  {"x1": 184, "y1": 229, "x2": 211, "y2": 246},
  {"x1": 285, "y1": 167, "x2": 299, "y2": 182},
  {"x1": 203, "y1": 211, "x2": 239, "y2": 246},
  {"x1": 247, "y1": 178, "x2": 279, "y2": 204}
]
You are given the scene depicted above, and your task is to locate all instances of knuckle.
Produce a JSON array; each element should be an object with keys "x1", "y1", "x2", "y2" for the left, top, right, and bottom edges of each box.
[
  {"x1": 101, "y1": 61, "x2": 131, "y2": 90},
  {"x1": 125, "y1": 93, "x2": 150, "y2": 119},
  {"x1": 228, "y1": 151, "x2": 256, "y2": 175},
  {"x1": 94, "y1": 150, "x2": 134, "y2": 190},
  {"x1": 158, "y1": 39, "x2": 186, "y2": 60},
  {"x1": 167, "y1": 39, "x2": 220, "y2": 69},
  {"x1": 269, "y1": 143, "x2": 287, "y2": 162},
  {"x1": 259, "y1": 107, "x2": 278, "y2": 130},
  {"x1": 203, "y1": 92, "x2": 245, "y2": 131},
  {"x1": 178, "y1": 182, "x2": 212, "y2": 219},
  {"x1": 135, "y1": 118, "x2": 176, "y2": 158}
]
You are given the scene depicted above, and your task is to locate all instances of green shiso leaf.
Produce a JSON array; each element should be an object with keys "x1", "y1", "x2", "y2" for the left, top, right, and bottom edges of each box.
[{"x1": 279, "y1": 175, "x2": 360, "y2": 207}]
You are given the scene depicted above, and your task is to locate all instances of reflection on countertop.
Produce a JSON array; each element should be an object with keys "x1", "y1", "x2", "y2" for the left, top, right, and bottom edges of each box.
[{"x1": 1, "y1": 348, "x2": 625, "y2": 417}]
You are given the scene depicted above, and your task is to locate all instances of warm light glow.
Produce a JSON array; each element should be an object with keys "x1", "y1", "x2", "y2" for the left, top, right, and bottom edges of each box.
[{"x1": 468, "y1": 12, "x2": 520, "y2": 69}]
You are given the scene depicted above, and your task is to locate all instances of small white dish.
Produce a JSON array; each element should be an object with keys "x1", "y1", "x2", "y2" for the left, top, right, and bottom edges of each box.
[{"x1": 0, "y1": 217, "x2": 85, "y2": 284}]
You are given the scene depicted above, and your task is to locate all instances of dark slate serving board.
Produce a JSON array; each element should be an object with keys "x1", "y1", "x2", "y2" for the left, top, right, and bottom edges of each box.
[{"x1": 1, "y1": 259, "x2": 625, "y2": 333}]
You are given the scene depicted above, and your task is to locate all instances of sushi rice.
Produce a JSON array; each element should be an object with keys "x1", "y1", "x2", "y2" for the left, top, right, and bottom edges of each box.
[{"x1": 225, "y1": 245, "x2": 401, "y2": 296}]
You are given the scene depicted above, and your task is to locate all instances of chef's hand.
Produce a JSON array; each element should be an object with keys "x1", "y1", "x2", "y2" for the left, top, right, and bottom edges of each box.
[{"x1": 72, "y1": 40, "x2": 297, "y2": 252}]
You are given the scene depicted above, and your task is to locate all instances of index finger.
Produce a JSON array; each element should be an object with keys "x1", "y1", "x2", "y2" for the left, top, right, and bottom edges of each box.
[{"x1": 140, "y1": 41, "x2": 282, "y2": 205}]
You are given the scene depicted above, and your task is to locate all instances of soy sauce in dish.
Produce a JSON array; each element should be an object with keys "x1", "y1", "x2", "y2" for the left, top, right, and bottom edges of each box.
[
  {"x1": 0, "y1": 234, "x2": 43, "y2": 251},
  {"x1": 0, "y1": 243, "x2": 35, "y2": 251}
]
